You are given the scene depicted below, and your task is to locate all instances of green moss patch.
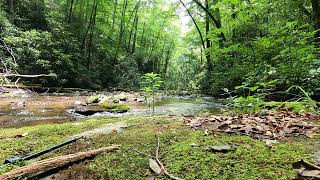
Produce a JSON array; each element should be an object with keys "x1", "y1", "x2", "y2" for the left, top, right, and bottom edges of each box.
[
  {"x1": 0, "y1": 116, "x2": 316, "y2": 179},
  {"x1": 87, "y1": 95, "x2": 101, "y2": 104},
  {"x1": 99, "y1": 102, "x2": 130, "y2": 113}
]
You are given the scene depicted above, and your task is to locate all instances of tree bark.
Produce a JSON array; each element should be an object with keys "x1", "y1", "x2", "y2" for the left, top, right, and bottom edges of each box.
[
  {"x1": 7, "y1": 0, "x2": 13, "y2": 14},
  {"x1": 0, "y1": 145, "x2": 120, "y2": 180},
  {"x1": 111, "y1": 0, "x2": 118, "y2": 34},
  {"x1": 141, "y1": 22, "x2": 146, "y2": 47},
  {"x1": 132, "y1": 16, "x2": 139, "y2": 54},
  {"x1": 162, "y1": 43, "x2": 174, "y2": 78},
  {"x1": 113, "y1": 0, "x2": 128, "y2": 65},
  {"x1": 87, "y1": 0, "x2": 98, "y2": 69},
  {"x1": 312, "y1": 0, "x2": 320, "y2": 45},
  {"x1": 205, "y1": 0, "x2": 213, "y2": 72},
  {"x1": 193, "y1": 0, "x2": 226, "y2": 42},
  {"x1": 128, "y1": 4, "x2": 139, "y2": 51},
  {"x1": 68, "y1": 0, "x2": 74, "y2": 23}
]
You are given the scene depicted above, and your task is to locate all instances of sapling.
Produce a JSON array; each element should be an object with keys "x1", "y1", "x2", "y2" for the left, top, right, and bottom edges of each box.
[{"x1": 140, "y1": 73, "x2": 164, "y2": 117}]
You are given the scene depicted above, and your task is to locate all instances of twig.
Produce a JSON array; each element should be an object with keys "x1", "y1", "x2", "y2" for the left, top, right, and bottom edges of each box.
[
  {"x1": 155, "y1": 136, "x2": 184, "y2": 180},
  {"x1": 14, "y1": 78, "x2": 20, "y2": 89}
]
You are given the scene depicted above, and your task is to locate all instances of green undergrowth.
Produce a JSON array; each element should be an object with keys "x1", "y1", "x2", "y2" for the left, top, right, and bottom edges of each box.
[{"x1": 0, "y1": 116, "x2": 316, "y2": 179}]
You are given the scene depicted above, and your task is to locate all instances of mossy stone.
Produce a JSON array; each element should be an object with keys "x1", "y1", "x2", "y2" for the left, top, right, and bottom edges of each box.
[
  {"x1": 87, "y1": 95, "x2": 100, "y2": 104},
  {"x1": 100, "y1": 102, "x2": 130, "y2": 113}
]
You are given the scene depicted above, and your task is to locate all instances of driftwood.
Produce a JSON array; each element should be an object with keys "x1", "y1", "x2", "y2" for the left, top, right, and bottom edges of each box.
[{"x1": 0, "y1": 145, "x2": 120, "y2": 180}]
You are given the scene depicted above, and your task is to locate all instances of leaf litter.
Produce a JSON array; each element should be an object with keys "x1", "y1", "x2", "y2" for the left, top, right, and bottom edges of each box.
[{"x1": 179, "y1": 111, "x2": 320, "y2": 140}]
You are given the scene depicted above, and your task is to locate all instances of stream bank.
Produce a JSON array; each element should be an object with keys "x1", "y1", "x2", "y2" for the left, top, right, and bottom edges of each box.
[{"x1": 0, "y1": 90, "x2": 319, "y2": 179}]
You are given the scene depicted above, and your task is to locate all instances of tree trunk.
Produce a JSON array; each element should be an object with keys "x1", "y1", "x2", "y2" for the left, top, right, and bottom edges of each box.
[
  {"x1": 193, "y1": 0, "x2": 226, "y2": 42},
  {"x1": 141, "y1": 22, "x2": 146, "y2": 47},
  {"x1": 162, "y1": 43, "x2": 174, "y2": 78},
  {"x1": 128, "y1": 2, "x2": 140, "y2": 51},
  {"x1": 111, "y1": 0, "x2": 118, "y2": 34},
  {"x1": 78, "y1": 0, "x2": 85, "y2": 37},
  {"x1": 132, "y1": 16, "x2": 139, "y2": 54},
  {"x1": 7, "y1": 0, "x2": 14, "y2": 20},
  {"x1": 7, "y1": 0, "x2": 13, "y2": 13},
  {"x1": 179, "y1": 0, "x2": 205, "y2": 50},
  {"x1": 312, "y1": 0, "x2": 320, "y2": 45},
  {"x1": 205, "y1": 0, "x2": 213, "y2": 72},
  {"x1": 113, "y1": 0, "x2": 128, "y2": 65},
  {"x1": 87, "y1": 0, "x2": 98, "y2": 69},
  {"x1": 68, "y1": 0, "x2": 74, "y2": 23}
]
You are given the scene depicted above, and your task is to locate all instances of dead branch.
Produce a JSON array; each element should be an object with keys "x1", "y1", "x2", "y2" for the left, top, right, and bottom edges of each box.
[
  {"x1": 155, "y1": 136, "x2": 184, "y2": 180},
  {"x1": 0, "y1": 38, "x2": 17, "y2": 65},
  {"x1": 0, "y1": 145, "x2": 120, "y2": 180},
  {"x1": 0, "y1": 73, "x2": 57, "y2": 78},
  {"x1": 300, "y1": 159, "x2": 320, "y2": 171}
]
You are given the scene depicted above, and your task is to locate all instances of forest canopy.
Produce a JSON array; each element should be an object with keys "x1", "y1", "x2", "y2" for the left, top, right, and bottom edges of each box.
[{"x1": 0, "y1": 0, "x2": 319, "y2": 99}]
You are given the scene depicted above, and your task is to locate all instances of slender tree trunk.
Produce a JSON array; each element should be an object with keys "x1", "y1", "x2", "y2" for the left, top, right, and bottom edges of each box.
[
  {"x1": 7, "y1": 0, "x2": 13, "y2": 13},
  {"x1": 205, "y1": 0, "x2": 213, "y2": 72},
  {"x1": 312, "y1": 0, "x2": 320, "y2": 45},
  {"x1": 68, "y1": 0, "x2": 74, "y2": 23},
  {"x1": 113, "y1": 0, "x2": 128, "y2": 65},
  {"x1": 148, "y1": 21, "x2": 166, "y2": 71},
  {"x1": 128, "y1": 2, "x2": 140, "y2": 51},
  {"x1": 141, "y1": 22, "x2": 146, "y2": 47},
  {"x1": 132, "y1": 16, "x2": 139, "y2": 54},
  {"x1": 87, "y1": 0, "x2": 98, "y2": 69},
  {"x1": 111, "y1": 0, "x2": 118, "y2": 34},
  {"x1": 81, "y1": 1, "x2": 95, "y2": 50},
  {"x1": 193, "y1": 0, "x2": 226, "y2": 42},
  {"x1": 163, "y1": 43, "x2": 173, "y2": 77},
  {"x1": 179, "y1": 0, "x2": 205, "y2": 50},
  {"x1": 7, "y1": 0, "x2": 14, "y2": 20}
]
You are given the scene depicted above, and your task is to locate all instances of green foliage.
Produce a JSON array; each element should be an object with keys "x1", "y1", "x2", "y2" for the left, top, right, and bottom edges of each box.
[
  {"x1": 140, "y1": 73, "x2": 163, "y2": 95},
  {"x1": 0, "y1": 0, "x2": 178, "y2": 89},
  {"x1": 140, "y1": 72, "x2": 163, "y2": 115},
  {"x1": 229, "y1": 82, "x2": 319, "y2": 114},
  {"x1": 227, "y1": 81, "x2": 274, "y2": 114}
]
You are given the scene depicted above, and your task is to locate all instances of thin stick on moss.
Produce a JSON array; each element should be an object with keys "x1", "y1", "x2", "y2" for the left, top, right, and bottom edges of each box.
[{"x1": 155, "y1": 136, "x2": 184, "y2": 180}]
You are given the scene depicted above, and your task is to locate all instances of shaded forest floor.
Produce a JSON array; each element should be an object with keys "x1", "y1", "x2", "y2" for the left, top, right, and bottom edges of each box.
[{"x1": 0, "y1": 115, "x2": 319, "y2": 179}]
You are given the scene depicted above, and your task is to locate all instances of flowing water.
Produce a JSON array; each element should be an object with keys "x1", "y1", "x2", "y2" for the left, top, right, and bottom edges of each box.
[{"x1": 0, "y1": 94, "x2": 225, "y2": 128}]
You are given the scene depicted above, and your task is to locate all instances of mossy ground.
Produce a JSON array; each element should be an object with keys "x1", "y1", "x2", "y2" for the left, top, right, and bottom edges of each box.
[{"x1": 0, "y1": 116, "x2": 316, "y2": 179}]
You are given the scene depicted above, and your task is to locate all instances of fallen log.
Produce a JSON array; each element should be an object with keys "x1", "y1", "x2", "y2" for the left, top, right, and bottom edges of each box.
[{"x1": 0, "y1": 145, "x2": 120, "y2": 180}]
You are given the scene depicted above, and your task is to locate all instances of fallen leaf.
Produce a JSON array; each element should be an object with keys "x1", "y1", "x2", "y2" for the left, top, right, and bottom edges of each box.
[{"x1": 305, "y1": 131, "x2": 316, "y2": 138}]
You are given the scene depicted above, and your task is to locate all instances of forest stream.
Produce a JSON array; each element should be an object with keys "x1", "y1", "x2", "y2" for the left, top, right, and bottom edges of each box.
[{"x1": 0, "y1": 93, "x2": 224, "y2": 128}]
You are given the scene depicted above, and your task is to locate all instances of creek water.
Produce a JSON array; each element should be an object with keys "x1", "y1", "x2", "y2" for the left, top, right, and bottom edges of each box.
[{"x1": 0, "y1": 94, "x2": 225, "y2": 128}]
